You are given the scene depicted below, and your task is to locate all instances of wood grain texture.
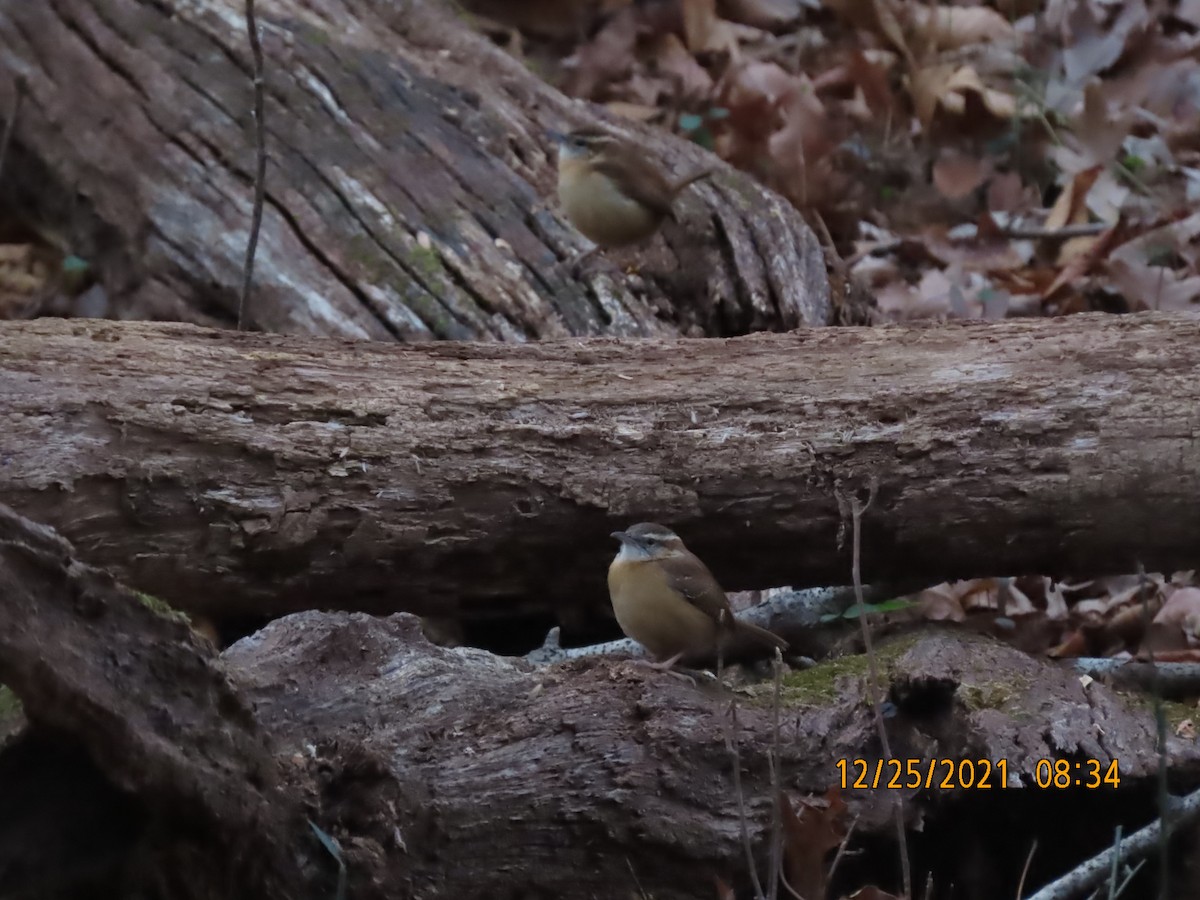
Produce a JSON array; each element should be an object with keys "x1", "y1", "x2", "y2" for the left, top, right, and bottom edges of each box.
[
  {"x1": 0, "y1": 0, "x2": 829, "y2": 336},
  {"x1": 2, "y1": 314, "x2": 1199, "y2": 621}
]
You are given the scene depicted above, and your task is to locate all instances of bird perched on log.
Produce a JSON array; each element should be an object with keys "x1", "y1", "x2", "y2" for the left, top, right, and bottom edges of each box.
[
  {"x1": 552, "y1": 128, "x2": 712, "y2": 262},
  {"x1": 607, "y1": 522, "x2": 788, "y2": 670}
]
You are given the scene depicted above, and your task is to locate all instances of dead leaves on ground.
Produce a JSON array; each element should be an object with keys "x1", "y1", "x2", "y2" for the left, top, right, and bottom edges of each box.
[
  {"x1": 714, "y1": 790, "x2": 898, "y2": 900},
  {"x1": 481, "y1": 0, "x2": 1200, "y2": 321},
  {"x1": 892, "y1": 571, "x2": 1200, "y2": 662}
]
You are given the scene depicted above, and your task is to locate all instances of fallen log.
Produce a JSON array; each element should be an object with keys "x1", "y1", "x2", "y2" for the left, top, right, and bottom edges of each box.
[
  {"x1": 223, "y1": 611, "x2": 1197, "y2": 900},
  {"x1": 0, "y1": 0, "x2": 828, "y2": 336},
  {"x1": 0, "y1": 504, "x2": 317, "y2": 900},
  {"x1": 2, "y1": 505, "x2": 1197, "y2": 899},
  {"x1": 3, "y1": 313, "x2": 1200, "y2": 623}
]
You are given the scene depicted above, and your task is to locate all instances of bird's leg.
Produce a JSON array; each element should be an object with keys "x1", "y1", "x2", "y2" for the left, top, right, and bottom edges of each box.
[
  {"x1": 641, "y1": 652, "x2": 702, "y2": 686},
  {"x1": 648, "y1": 651, "x2": 686, "y2": 672}
]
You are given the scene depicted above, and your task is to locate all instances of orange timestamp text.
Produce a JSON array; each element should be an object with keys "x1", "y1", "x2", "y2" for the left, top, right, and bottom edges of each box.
[{"x1": 835, "y1": 757, "x2": 1121, "y2": 790}]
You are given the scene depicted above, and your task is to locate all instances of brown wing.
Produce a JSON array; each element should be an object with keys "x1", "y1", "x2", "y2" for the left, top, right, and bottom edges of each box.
[
  {"x1": 591, "y1": 154, "x2": 676, "y2": 220},
  {"x1": 657, "y1": 551, "x2": 734, "y2": 626}
]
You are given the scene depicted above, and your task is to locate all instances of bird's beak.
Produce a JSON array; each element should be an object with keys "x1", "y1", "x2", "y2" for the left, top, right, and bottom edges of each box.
[{"x1": 610, "y1": 530, "x2": 629, "y2": 542}]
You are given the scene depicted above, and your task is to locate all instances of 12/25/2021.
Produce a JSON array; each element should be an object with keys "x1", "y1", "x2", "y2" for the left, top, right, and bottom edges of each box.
[{"x1": 836, "y1": 758, "x2": 1121, "y2": 790}]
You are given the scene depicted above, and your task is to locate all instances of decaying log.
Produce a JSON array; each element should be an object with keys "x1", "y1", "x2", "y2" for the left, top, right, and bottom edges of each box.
[
  {"x1": 2, "y1": 505, "x2": 1197, "y2": 899},
  {"x1": 0, "y1": 504, "x2": 318, "y2": 900},
  {"x1": 223, "y1": 611, "x2": 1196, "y2": 900},
  {"x1": 0, "y1": 0, "x2": 828, "y2": 336},
  {"x1": 4, "y1": 314, "x2": 1200, "y2": 622}
]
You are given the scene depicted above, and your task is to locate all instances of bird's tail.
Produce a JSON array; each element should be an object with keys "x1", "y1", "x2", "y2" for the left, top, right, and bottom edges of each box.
[{"x1": 733, "y1": 619, "x2": 789, "y2": 652}]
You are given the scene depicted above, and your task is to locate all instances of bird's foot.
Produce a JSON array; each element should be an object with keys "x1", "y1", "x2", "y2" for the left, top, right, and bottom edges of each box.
[{"x1": 640, "y1": 653, "x2": 713, "y2": 686}]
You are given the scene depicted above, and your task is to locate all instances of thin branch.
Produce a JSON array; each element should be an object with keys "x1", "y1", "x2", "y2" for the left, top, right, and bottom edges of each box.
[
  {"x1": 1016, "y1": 839, "x2": 1038, "y2": 899},
  {"x1": 724, "y1": 700, "x2": 767, "y2": 900},
  {"x1": 0, "y1": 77, "x2": 25, "y2": 188},
  {"x1": 998, "y1": 222, "x2": 1110, "y2": 240},
  {"x1": 768, "y1": 651, "x2": 783, "y2": 900},
  {"x1": 847, "y1": 482, "x2": 911, "y2": 900},
  {"x1": 1137, "y1": 563, "x2": 1170, "y2": 900},
  {"x1": 825, "y1": 815, "x2": 859, "y2": 886},
  {"x1": 1025, "y1": 787, "x2": 1200, "y2": 900},
  {"x1": 1106, "y1": 826, "x2": 1121, "y2": 900},
  {"x1": 239, "y1": 0, "x2": 268, "y2": 331},
  {"x1": 1070, "y1": 659, "x2": 1200, "y2": 698}
]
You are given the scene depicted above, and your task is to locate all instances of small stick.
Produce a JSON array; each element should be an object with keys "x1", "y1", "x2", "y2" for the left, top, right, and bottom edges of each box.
[
  {"x1": 847, "y1": 482, "x2": 912, "y2": 900},
  {"x1": 724, "y1": 699, "x2": 767, "y2": 900}
]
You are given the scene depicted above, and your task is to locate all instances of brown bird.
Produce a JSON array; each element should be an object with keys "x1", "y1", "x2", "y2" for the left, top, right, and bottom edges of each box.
[
  {"x1": 554, "y1": 128, "x2": 713, "y2": 252},
  {"x1": 607, "y1": 522, "x2": 788, "y2": 670}
]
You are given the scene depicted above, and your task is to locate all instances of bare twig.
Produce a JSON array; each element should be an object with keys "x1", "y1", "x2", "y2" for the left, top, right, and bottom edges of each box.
[
  {"x1": 724, "y1": 700, "x2": 767, "y2": 900},
  {"x1": 998, "y1": 222, "x2": 1110, "y2": 240},
  {"x1": 1025, "y1": 787, "x2": 1200, "y2": 900},
  {"x1": 239, "y1": 0, "x2": 268, "y2": 331},
  {"x1": 768, "y1": 650, "x2": 783, "y2": 900},
  {"x1": 1070, "y1": 659, "x2": 1200, "y2": 698},
  {"x1": 0, "y1": 77, "x2": 25, "y2": 188},
  {"x1": 825, "y1": 814, "x2": 859, "y2": 887},
  {"x1": 1137, "y1": 563, "x2": 1170, "y2": 899},
  {"x1": 1106, "y1": 826, "x2": 1121, "y2": 900},
  {"x1": 1016, "y1": 839, "x2": 1038, "y2": 899},
  {"x1": 846, "y1": 482, "x2": 912, "y2": 900}
]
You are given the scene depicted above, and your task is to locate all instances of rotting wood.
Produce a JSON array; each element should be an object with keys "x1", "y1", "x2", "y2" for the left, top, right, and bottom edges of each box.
[
  {"x1": 222, "y1": 610, "x2": 1199, "y2": 900},
  {"x1": 0, "y1": 0, "x2": 829, "y2": 337},
  {"x1": 0, "y1": 504, "x2": 317, "y2": 900},
  {"x1": 3, "y1": 313, "x2": 1200, "y2": 623},
  {"x1": 1, "y1": 504, "x2": 1198, "y2": 899}
]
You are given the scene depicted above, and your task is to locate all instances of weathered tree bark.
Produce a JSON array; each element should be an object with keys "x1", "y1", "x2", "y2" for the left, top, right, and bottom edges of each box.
[
  {"x1": 4, "y1": 313, "x2": 1200, "y2": 623},
  {"x1": 2, "y1": 504, "x2": 1197, "y2": 899},
  {"x1": 224, "y1": 611, "x2": 1195, "y2": 900},
  {"x1": 0, "y1": 505, "x2": 319, "y2": 900},
  {"x1": 0, "y1": 0, "x2": 829, "y2": 337}
]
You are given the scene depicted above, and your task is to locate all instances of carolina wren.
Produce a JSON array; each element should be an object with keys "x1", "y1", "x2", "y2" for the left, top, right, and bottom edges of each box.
[
  {"x1": 607, "y1": 522, "x2": 788, "y2": 669},
  {"x1": 554, "y1": 128, "x2": 713, "y2": 250}
]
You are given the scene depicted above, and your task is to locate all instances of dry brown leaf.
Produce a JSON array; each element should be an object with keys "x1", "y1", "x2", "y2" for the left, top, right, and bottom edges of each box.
[
  {"x1": 648, "y1": 32, "x2": 715, "y2": 100},
  {"x1": 825, "y1": 0, "x2": 913, "y2": 62},
  {"x1": 1153, "y1": 587, "x2": 1200, "y2": 630},
  {"x1": 907, "y1": 5, "x2": 1015, "y2": 51},
  {"x1": 1072, "y1": 80, "x2": 1134, "y2": 168},
  {"x1": 987, "y1": 171, "x2": 1033, "y2": 212},
  {"x1": 563, "y1": 8, "x2": 639, "y2": 98},
  {"x1": 681, "y1": 0, "x2": 719, "y2": 52},
  {"x1": 1105, "y1": 258, "x2": 1200, "y2": 312},
  {"x1": 932, "y1": 151, "x2": 992, "y2": 200},
  {"x1": 1047, "y1": 629, "x2": 1090, "y2": 658},
  {"x1": 781, "y1": 790, "x2": 847, "y2": 900},
  {"x1": 910, "y1": 64, "x2": 1014, "y2": 127},
  {"x1": 916, "y1": 583, "x2": 967, "y2": 622},
  {"x1": 1062, "y1": 0, "x2": 1151, "y2": 84},
  {"x1": 1042, "y1": 215, "x2": 1122, "y2": 300},
  {"x1": 718, "y1": 0, "x2": 803, "y2": 30},
  {"x1": 1045, "y1": 164, "x2": 1102, "y2": 234}
]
